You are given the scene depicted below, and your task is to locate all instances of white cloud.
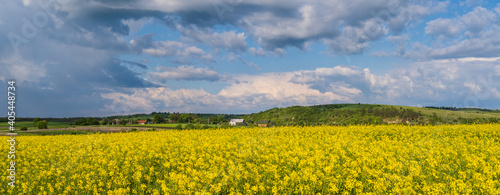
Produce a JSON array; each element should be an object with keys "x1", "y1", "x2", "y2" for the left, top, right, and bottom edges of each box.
[
  {"x1": 101, "y1": 87, "x2": 222, "y2": 114},
  {"x1": 323, "y1": 18, "x2": 388, "y2": 54},
  {"x1": 249, "y1": 47, "x2": 286, "y2": 57},
  {"x1": 386, "y1": 34, "x2": 409, "y2": 56},
  {"x1": 218, "y1": 73, "x2": 346, "y2": 106},
  {"x1": 460, "y1": 7, "x2": 496, "y2": 33},
  {"x1": 413, "y1": 6, "x2": 500, "y2": 59},
  {"x1": 121, "y1": 17, "x2": 154, "y2": 35},
  {"x1": 387, "y1": 3, "x2": 444, "y2": 33},
  {"x1": 178, "y1": 26, "x2": 248, "y2": 53},
  {"x1": 148, "y1": 66, "x2": 226, "y2": 82},
  {"x1": 0, "y1": 55, "x2": 47, "y2": 83},
  {"x1": 141, "y1": 40, "x2": 215, "y2": 64},
  {"x1": 425, "y1": 18, "x2": 463, "y2": 38},
  {"x1": 249, "y1": 47, "x2": 266, "y2": 56},
  {"x1": 409, "y1": 18, "x2": 500, "y2": 59},
  {"x1": 495, "y1": 65, "x2": 500, "y2": 76},
  {"x1": 424, "y1": 6, "x2": 496, "y2": 39}
]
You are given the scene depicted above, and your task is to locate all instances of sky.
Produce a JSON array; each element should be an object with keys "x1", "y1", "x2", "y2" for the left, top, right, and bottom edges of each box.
[{"x1": 1, "y1": 0, "x2": 500, "y2": 117}]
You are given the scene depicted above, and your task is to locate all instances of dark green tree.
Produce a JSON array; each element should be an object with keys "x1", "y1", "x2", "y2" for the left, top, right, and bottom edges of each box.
[
  {"x1": 37, "y1": 120, "x2": 48, "y2": 129},
  {"x1": 179, "y1": 113, "x2": 192, "y2": 123},
  {"x1": 153, "y1": 114, "x2": 164, "y2": 124},
  {"x1": 33, "y1": 117, "x2": 41, "y2": 127},
  {"x1": 101, "y1": 118, "x2": 109, "y2": 125},
  {"x1": 169, "y1": 113, "x2": 180, "y2": 122}
]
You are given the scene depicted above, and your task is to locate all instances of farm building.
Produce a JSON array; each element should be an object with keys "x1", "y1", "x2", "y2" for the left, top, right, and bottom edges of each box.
[
  {"x1": 229, "y1": 119, "x2": 246, "y2": 126},
  {"x1": 137, "y1": 120, "x2": 153, "y2": 124},
  {"x1": 257, "y1": 120, "x2": 272, "y2": 127}
]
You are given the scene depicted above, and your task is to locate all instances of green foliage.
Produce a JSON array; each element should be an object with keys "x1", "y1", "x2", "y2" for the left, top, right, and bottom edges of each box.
[
  {"x1": 74, "y1": 117, "x2": 100, "y2": 126},
  {"x1": 36, "y1": 121, "x2": 48, "y2": 129},
  {"x1": 169, "y1": 113, "x2": 180, "y2": 122},
  {"x1": 185, "y1": 123, "x2": 196, "y2": 130},
  {"x1": 33, "y1": 117, "x2": 41, "y2": 127},
  {"x1": 100, "y1": 118, "x2": 109, "y2": 125},
  {"x1": 130, "y1": 128, "x2": 137, "y2": 132},
  {"x1": 179, "y1": 113, "x2": 192, "y2": 123},
  {"x1": 174, "y1": 124, "x2": 183, "y2": 130},
  {"x1": 244, "y1": 104, "x2": 425, "y2": 126},
  {"x1": 20, "y1": 126, "x2": 28, "y2": 131},
  {"x1": 120, "y1": 119, "x2": 127, "y2": 125},
  {"x1": 153, "y1": 114, "x2": 164, "y2": 124}
]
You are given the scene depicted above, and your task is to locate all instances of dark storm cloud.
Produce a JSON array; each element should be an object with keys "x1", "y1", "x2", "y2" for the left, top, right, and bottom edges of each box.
[{"x1": 121, "y1": 60, "x2": 148, "y2": 69}]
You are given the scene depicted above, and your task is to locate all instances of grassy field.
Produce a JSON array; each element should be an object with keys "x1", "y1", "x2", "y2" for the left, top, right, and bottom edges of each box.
[
  {"x1": 2, "y1": 124, "x2": 500, "y2": 194},
  {"x1": 0, "y1": 121, "x2": 72, "y2": 128},
  {"x1": 397, "y1": 105, "x2": 500, "y2": 119}
]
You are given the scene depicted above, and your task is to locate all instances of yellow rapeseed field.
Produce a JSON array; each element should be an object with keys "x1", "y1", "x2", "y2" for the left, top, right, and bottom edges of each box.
[{"x1": 1, "y1": 124, "x2": 500, "y2": 194}]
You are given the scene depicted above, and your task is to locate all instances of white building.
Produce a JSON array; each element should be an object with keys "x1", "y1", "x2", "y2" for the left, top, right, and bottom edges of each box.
[{"x1": 229, "y1": 119, "x2": 246, "y2": 126}]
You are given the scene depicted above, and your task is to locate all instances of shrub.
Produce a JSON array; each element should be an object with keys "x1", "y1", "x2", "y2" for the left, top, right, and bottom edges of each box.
[
  {"x1": 33, "y1": 117, "x2": 41, "y2": 127},
  {"x1": 174, "y1": 124, "x2": 183, "y2": 130},
  {"x1": 130, "y1": 128, "x2": 137, "y2": 132},
  {"x1": 185, "y1": 124, "x2": 196, "y2": 130},
  {"x1": 20, "y1": 126, "x2": 28, "y2": 131},
  {"x1": 37, "y1": 121, "x2": 48, "y2": 129},
  {"x1": 201, "y1": 125, "x2": 210, "y2": 129}
]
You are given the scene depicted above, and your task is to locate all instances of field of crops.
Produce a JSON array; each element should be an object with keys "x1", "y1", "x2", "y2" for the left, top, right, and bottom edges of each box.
[{"x1": 1, "y1": 124, "x2": 500, "y2": 194}]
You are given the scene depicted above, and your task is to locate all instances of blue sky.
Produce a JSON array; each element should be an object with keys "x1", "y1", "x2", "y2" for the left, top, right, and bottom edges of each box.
[{"x1": 1, "y1": 0, "x2": 500, "y2": 117}]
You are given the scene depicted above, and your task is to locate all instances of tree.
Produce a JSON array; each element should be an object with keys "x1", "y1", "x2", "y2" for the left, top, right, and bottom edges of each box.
[
  {"x1": 37, "y1": 120, "x2": 48, "y2": 129},
  {"x1": 86, "y1": 117, "x2": 94, "y2": 125},
  {"x1": 174, "y1": 124, "x2": 183, "y2": 130},
  {"x1": 217, "y1": 116, "x2": 226, "y2": 124},
  {"x1": 208, "y1": 116, "x2": 215, "y2": 124},
  {"x1": 153, "y1": 114, "x2": 164, "y2": 124},
  {"x1": 120, "y1": 119, "x2": 127, "y2": 125},
  {"x1": 101, "y1": 118, "x2": 109, "y2": 125},
  {"x1": 179, "y1": 113, "x2": 192, "y2": 123},
  {"x1": 169, "y1": 113, "x2": 180, "y2": 122},
  {"x1": 33, "y1": 117, "x2": 41, "y2": 127}
]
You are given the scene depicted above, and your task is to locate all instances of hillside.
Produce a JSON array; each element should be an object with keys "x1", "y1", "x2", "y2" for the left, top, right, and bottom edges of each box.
[{"x1": 243, "y1": 104, "x2": 500, "y2": 126}]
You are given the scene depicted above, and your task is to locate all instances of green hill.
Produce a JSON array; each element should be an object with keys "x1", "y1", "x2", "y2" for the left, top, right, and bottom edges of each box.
[{"x1": 243, "y1": 104, "x2": 500, "y2": 126}]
